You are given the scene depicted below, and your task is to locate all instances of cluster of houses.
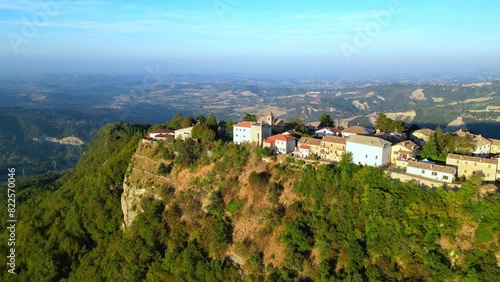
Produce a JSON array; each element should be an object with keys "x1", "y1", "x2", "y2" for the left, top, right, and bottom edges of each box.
[
  {"x1": 146, "y1": 127, "x2": 194, "y2": 141},
  {"x1": 145, "y1": 111, "x2": 500, "y2": 185},
  {"x1": 232, "y1": 111, "x2": 500, "y2": 184}
]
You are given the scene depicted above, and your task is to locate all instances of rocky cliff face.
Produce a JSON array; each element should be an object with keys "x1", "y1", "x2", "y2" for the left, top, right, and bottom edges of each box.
[{"x1": 121, "y1": 140, "x2": 171, "y2": 229}]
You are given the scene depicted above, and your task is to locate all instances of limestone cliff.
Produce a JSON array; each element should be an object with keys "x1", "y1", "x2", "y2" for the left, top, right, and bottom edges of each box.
[{"x1": 121, "y1": 140, "x2": 172, "y2": 229}]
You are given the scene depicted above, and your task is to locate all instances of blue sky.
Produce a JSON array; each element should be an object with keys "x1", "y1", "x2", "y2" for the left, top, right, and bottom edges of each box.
[{"x1": 1, "y1": 0, "x2": 499, "y2": 76}]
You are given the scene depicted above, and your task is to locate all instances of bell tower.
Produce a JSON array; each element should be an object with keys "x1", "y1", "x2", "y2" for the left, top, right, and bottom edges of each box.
[{"x1": 266, "y1": 110, "x2": 275, "y2": 125}]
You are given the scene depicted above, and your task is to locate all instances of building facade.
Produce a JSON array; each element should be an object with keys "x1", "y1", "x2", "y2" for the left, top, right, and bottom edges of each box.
[
  {"x1": 263, "y1": 134, "x2": 296, "y2": 154},
  {"x1": 297, "y1": 137, "x2": 322, "y2": 156},
  {"x1": 346, "y1": 135, "x2": 392, "y2": 166},
  {"x1": 174, "y1": 127, "x2": 194, "y2": 140},
  {"x1": 320, "y1": 136, "x2": 346, "y2": 161},
  {"x1": 406, "y1": 161, "x2": 455, "y2": 183},
  {"x1": 233, "y1": 121, "x2": 271, "y2": 145},
  {"x1": 391, "y1": 140, "x2": 419, "y2": 163},
  {"x1": 446, "y1": 153, "x2": 498, "y2": 182}
]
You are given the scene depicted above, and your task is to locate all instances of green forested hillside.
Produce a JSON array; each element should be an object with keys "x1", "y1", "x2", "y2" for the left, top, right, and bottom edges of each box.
[{"x1": 1, "y1": 122, "x2": 499, "y2": 281}]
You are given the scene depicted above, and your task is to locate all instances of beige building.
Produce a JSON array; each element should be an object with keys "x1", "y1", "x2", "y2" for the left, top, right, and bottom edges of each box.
[
  {"x1": 410, "y1": 128, "x2": 434, "y2": 146},
  {"x1": 297, "y1": 137, "x2": 322, "y2": 156},
  {"x1": 320, "y1": 136, "x2": 346, "y2": 161},
  {"x1": 391, "y1": 140, "x2": 419, "y2": 164},
  {"x1": 257, "y1": 111, "x2": 287, "y2": 133},
  {"x1": 446, "y1": 153, "x2": 498, "y2": 182},
  {"x1": 491, "y1": 139, "x2": 500, "y2": 155}
]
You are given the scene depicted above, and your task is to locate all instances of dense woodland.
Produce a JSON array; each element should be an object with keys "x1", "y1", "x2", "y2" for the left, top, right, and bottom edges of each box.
[{"x1": 1, "y1": 121, "x2": 499, "y2": 281}]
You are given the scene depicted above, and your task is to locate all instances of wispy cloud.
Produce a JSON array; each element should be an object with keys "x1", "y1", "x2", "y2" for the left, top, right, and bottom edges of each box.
[{"x1": 0, "y1": 0, "x2": 37, "y2": 12}]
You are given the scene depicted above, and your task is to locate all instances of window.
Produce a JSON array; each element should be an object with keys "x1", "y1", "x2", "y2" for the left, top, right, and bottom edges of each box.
[
  {"x1": 487, "y1": 174, "x2": 490, "y2": 177},
  {"x1": 365, "y1": 155, "x2": 368, "y2": 158},
  {"x1": 422, "y1": 170, "x2": 425, "y2": 174},
  {"x1": 432, "y1": 172, "x2": 437, "y2": 176},
  {"x1": 474, "y1": 163, "x2": 477, "y2": 166},
  {"x1": 443, "y1": 176, "x2": 449, "y2": 180},
  {"x1": 488, "y1": 165, "x2": 491, "y2": 168},
  {"x1": 375, "y1": 156, "x2": 378, "y2": 159},
  {"x1": 465, "y1": 161, "x2": 468, "y2": 165},
  {"x1": 464, "y1": 170, "x2": 467, "y2": 173},
  {"x1": 456, "y1": 160, "x2": 459, "y2": 164}
]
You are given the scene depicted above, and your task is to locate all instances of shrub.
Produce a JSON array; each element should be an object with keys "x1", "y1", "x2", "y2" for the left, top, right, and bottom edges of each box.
[
  {"x1": 157, "y1": 163, "x2": 173, "y2": 175},
  {"x1": 248, "y1": 171, "x2": 271, "y2": 189}
]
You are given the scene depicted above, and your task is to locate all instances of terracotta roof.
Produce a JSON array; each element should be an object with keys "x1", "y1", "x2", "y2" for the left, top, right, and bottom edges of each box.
[
  {"x1": 268, "y1": 111, "x2": 274, "y2": 117},
  {"x1": 447, "y1": 153, "x2": 498, "y2": 164},
  {"x1": 233, "y1": 121, "x2": 253, "y2": 128},
  {"x1": 264, "y1": 134, "x2": 296, "y2": 143},
  {"x1": 299, "y1": 145, "x2": 311, "y2": 150},
  {"x1": 298, "y1": 137, "x2": 321, "y2": 146},
  {"x1": 342, "y1": 126, "x2": 371, "y2": 134},
  {"x1": 321, "y1": 136, "x2": 347, "y2": 144},
  {"x1": 347, "y1": 135, "x2": 392, "y2": 148},
  {"x1": 394, "y1": 140, "x2": 419, "y2": 151},
  {"x1": 407, "y1": 161, "x2": 456, "y2": 174}
]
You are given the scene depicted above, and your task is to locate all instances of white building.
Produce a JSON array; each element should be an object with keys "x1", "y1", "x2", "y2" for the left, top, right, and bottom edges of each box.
[
  {"x1": 406, "y1": 161, "x2": 456, "y2": 183},
  {"x1": 148, "y1": 129, "x2": 174, "y2": 139},
  {"x1": 315, "y1": 127, "x2": 341, "y2": 137},
  {"x1": 174, "y1": 126, "x2": 194, "y2": 140},
  {"x1": 233, "y1": 121, "x2": 272, "y2": 145},
  {"x1": 263, "y1": 134, "x2": 296, "y2": 154},
  {"x1": 346, "y1": 135, "x2": 392, "y2": 166},
  {"x1": 295, "y1": 145, "x2": 311, "y2": 158}
]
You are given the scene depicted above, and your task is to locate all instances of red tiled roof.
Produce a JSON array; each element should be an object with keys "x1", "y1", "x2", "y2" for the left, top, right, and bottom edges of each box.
[
  {"x1": 264, "y1": 134, "x2": 296, "y2": 143},
  {"x1": 233, "y1": 121, "x2": 253, "y2": 128}
]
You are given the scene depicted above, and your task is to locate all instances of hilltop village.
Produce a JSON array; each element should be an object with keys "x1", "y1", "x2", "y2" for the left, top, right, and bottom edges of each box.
[{"x1": 146, "y1": 111, "x2": 500, "y2": 187}]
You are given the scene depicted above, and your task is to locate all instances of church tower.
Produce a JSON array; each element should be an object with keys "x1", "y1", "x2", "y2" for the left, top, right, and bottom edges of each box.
[{"x1": 266, "y1": 110, "x2": 275, "y2": 125}]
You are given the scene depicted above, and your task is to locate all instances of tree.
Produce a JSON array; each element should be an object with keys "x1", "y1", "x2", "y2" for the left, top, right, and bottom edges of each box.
[
  {"x1": 224, "y1": 121, "x2": 235, "y2": 137},
  {"x1": 191, "y1": 124, "x2": 216, "y2": 145},
  {"x1": 454, "y1": 135, "x2": 475, "y2": 155},
  {"x1": 420, "y1": 133, "x2": 438, "y2": 158},
  {"x1": 197, "y1": 114, "x2": 207, "y2": 125},
  {"x1": 375, "y1": 112, "x2": 406, "y2": 132},
  {"x1": 206, "y1": 114, "x2": 218, "y2": 132},
  {"x1": 181, "y1": 116, "x2": 195, "y2": 128},
  {"x1": 168, "y1": 113, "x2": 184, "y2": 129},
  {"x1": 242, "y1": 113, "x2": 257, "y2": 122},
  {"x1": 319, "y1": 114, "x2": 334, "y2": 128},
  {"x1": 291, "y1": 117, "x2": 308, "y2": 134}
]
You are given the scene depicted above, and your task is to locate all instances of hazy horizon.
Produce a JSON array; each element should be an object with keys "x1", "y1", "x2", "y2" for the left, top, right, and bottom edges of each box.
[{"x1": 1, "y1": 0, "x2": 500, "y2": 77}]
